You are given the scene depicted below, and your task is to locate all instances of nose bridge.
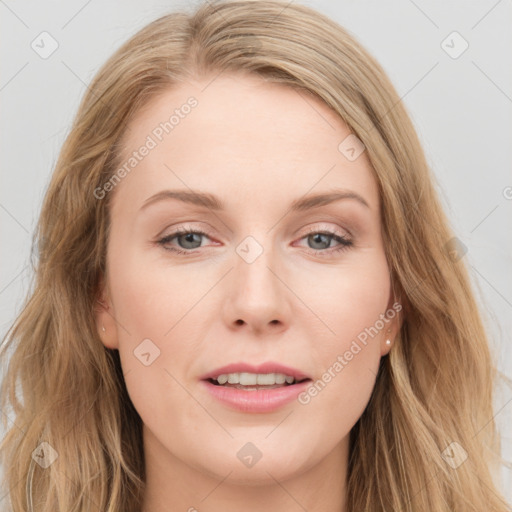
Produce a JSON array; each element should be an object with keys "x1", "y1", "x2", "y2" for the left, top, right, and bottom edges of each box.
[
  {"x1": 226, "y1": 232, "x2": 290, "y2": 330},
  {"x1": 234, "y1": 233, "x2": 280, "y2": 298}
]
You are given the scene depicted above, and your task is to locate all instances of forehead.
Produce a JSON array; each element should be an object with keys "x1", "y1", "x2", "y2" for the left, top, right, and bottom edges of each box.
[{"x1": 111, "y1": 73, "x2": 379, "y2": 216}]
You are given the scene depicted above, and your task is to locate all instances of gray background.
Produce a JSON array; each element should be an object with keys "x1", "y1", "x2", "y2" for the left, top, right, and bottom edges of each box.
[{"x1": 1, "y1": 0, "x2": 511, "y2": 506}]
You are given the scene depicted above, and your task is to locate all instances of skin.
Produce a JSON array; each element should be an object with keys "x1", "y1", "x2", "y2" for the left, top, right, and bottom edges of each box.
[{"x1": 95, "y1": 72, "x2": 401, "y2": 512}]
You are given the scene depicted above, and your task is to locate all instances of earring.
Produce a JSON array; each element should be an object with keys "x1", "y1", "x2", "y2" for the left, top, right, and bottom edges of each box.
[
  {"x1": 101, "y1": 325, "x2": 106, "y2": 332},
  {"x1": 385, "y1": 339, "x2": 391, "y2": 345}
]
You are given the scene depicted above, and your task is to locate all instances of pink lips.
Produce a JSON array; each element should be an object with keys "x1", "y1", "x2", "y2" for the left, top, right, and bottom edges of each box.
[{"x1": 200, "y1": 361, "x2": 312, "y2": 413}]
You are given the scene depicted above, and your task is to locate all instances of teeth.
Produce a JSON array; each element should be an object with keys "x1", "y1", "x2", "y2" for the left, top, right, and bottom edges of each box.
[
  {"x1": 275, "y1": 374, "x2": 286, "y2": 384},
  {"x1": 240, "y1": 372, "x2": 258, "y2": 385},
  {"x1": 217, "y1": 374, "x2": 229, "y2": 385},
  {"x1": 214, "y1": 372, "x2": 298, "y2": 386},
  {"x1": 256, "y1": 373, "x2": 274, "y2": 385}
]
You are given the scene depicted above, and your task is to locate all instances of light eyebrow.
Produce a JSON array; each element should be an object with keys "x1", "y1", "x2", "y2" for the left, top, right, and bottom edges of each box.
[
  {"x1": 290, "y1": 190, "x2": 370, "y2": 211},
  {"x1": 139, "y1": 188, "x2": 370, "y2": 212},
  {"x1": 140, "y1": 190, "x2": 223, "y2": 211}
]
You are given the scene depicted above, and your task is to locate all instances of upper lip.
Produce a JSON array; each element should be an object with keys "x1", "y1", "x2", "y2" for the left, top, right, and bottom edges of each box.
[{"x1": 200, "y1": 362, "x2": 311, "y2": 381}]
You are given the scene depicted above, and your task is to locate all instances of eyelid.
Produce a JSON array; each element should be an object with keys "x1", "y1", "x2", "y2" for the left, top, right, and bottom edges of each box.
[
  {"x1": 157, "y1": 223, "x2": 214, "y2": 239},
  {"x1": 156, "y1": 225, "x2": 215, "y2": 245},
  {"x1": 299, "y1": 223, "x2": 351, "y2": 238}
]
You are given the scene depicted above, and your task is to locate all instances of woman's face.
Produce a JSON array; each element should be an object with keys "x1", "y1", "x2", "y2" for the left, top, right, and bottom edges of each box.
[{"x1": 96, "y1": 72, "x2": 400, "y2": 485}]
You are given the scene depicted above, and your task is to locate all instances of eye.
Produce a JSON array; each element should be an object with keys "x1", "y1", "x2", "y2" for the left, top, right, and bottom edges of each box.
[
  {"x1": 155, "y1": 225, "x2": 354, "y2": 257},
  {"x1": 156, "y1": 226, "x2": 213, "y2": 255},
  {"x1": 294, "y1": 226, "x2": 353, "y2": 257}
]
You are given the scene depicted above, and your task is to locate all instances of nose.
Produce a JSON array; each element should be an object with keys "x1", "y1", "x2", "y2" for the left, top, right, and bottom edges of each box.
[{"x1": 222, "y1": 238, "x2": 292, "y2": 336}]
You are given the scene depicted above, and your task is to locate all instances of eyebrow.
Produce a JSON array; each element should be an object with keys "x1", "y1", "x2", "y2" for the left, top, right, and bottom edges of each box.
[{"x1": 139, "y1": 188, "x2": 370, "y2": 212}]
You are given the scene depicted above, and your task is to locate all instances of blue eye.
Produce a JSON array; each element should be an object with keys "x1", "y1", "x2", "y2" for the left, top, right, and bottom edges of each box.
[
  {"x1": 298, "y1": 230, "x2": 353, "y2": 256},
  {"x1": 156, "y1": 227, "x2": 210, "y2": 254},
  {"x1": 156, "y1": 226, "x2": 353, "y2": 256}
]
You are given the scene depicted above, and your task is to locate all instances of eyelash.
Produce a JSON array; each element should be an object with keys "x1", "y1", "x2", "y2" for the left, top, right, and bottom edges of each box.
[{"x1": 156, "y1": 225, "x2": 353, "y2": 257}]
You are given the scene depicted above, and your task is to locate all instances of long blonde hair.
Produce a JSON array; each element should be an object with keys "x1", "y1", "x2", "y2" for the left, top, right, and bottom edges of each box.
[{"x1": 1, "y1": 1, "x2": 509, "y2": 510}]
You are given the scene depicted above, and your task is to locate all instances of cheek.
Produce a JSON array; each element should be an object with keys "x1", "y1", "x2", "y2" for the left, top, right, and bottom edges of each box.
[
  {"x1": 106, "y1": 248, "x2": 207, "y2": 436},
  {"x1": 105, "y1": 243, "x2": 201, "y2": 395},
  {"x1": 108, "y1": 246, "x2": 204, "y2": 338},
  {"x1": 295, "y1": 249, "x2": 391, "y2": 350},
  {"x1": 294, "y1": 253, "x2": 390, "y2": 436}
]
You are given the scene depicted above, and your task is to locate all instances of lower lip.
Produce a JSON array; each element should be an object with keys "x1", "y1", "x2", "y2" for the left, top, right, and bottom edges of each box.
[{"x1": 201, "y1": 379, "x2": 311, "y2": 413}]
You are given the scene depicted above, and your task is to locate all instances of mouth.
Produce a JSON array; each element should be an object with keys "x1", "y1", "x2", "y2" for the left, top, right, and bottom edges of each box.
[
  {"x1": 201, "y1": 373, "x2": 312, "y2": 413},
  {"x1": 200, "y1": 362, "x2": 313, "y2": 412},
  {"x1": 205, "y1": 372, "x2": 312, "y2": 391}
]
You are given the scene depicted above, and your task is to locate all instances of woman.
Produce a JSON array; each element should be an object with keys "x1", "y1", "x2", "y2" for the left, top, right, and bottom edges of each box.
[{"x1": 1, "y1": 0, "x2": 509, "y2": 510}]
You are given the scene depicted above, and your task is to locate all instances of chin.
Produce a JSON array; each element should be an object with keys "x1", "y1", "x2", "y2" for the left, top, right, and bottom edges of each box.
[
  {"x1": 184, "y1": 436, "x2": 316, "y2": 486},
  {"x1": 204, "y1": 458, "x2": 307, "y2": 487}
]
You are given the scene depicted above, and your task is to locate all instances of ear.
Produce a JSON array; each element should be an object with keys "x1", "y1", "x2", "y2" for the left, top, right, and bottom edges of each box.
[
  {"x1": 380, "y1": 289, "x2": 404, "y2": 356},
  {"x1": 94, "y1": 276, "x2": 119, "y2": 350}
]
